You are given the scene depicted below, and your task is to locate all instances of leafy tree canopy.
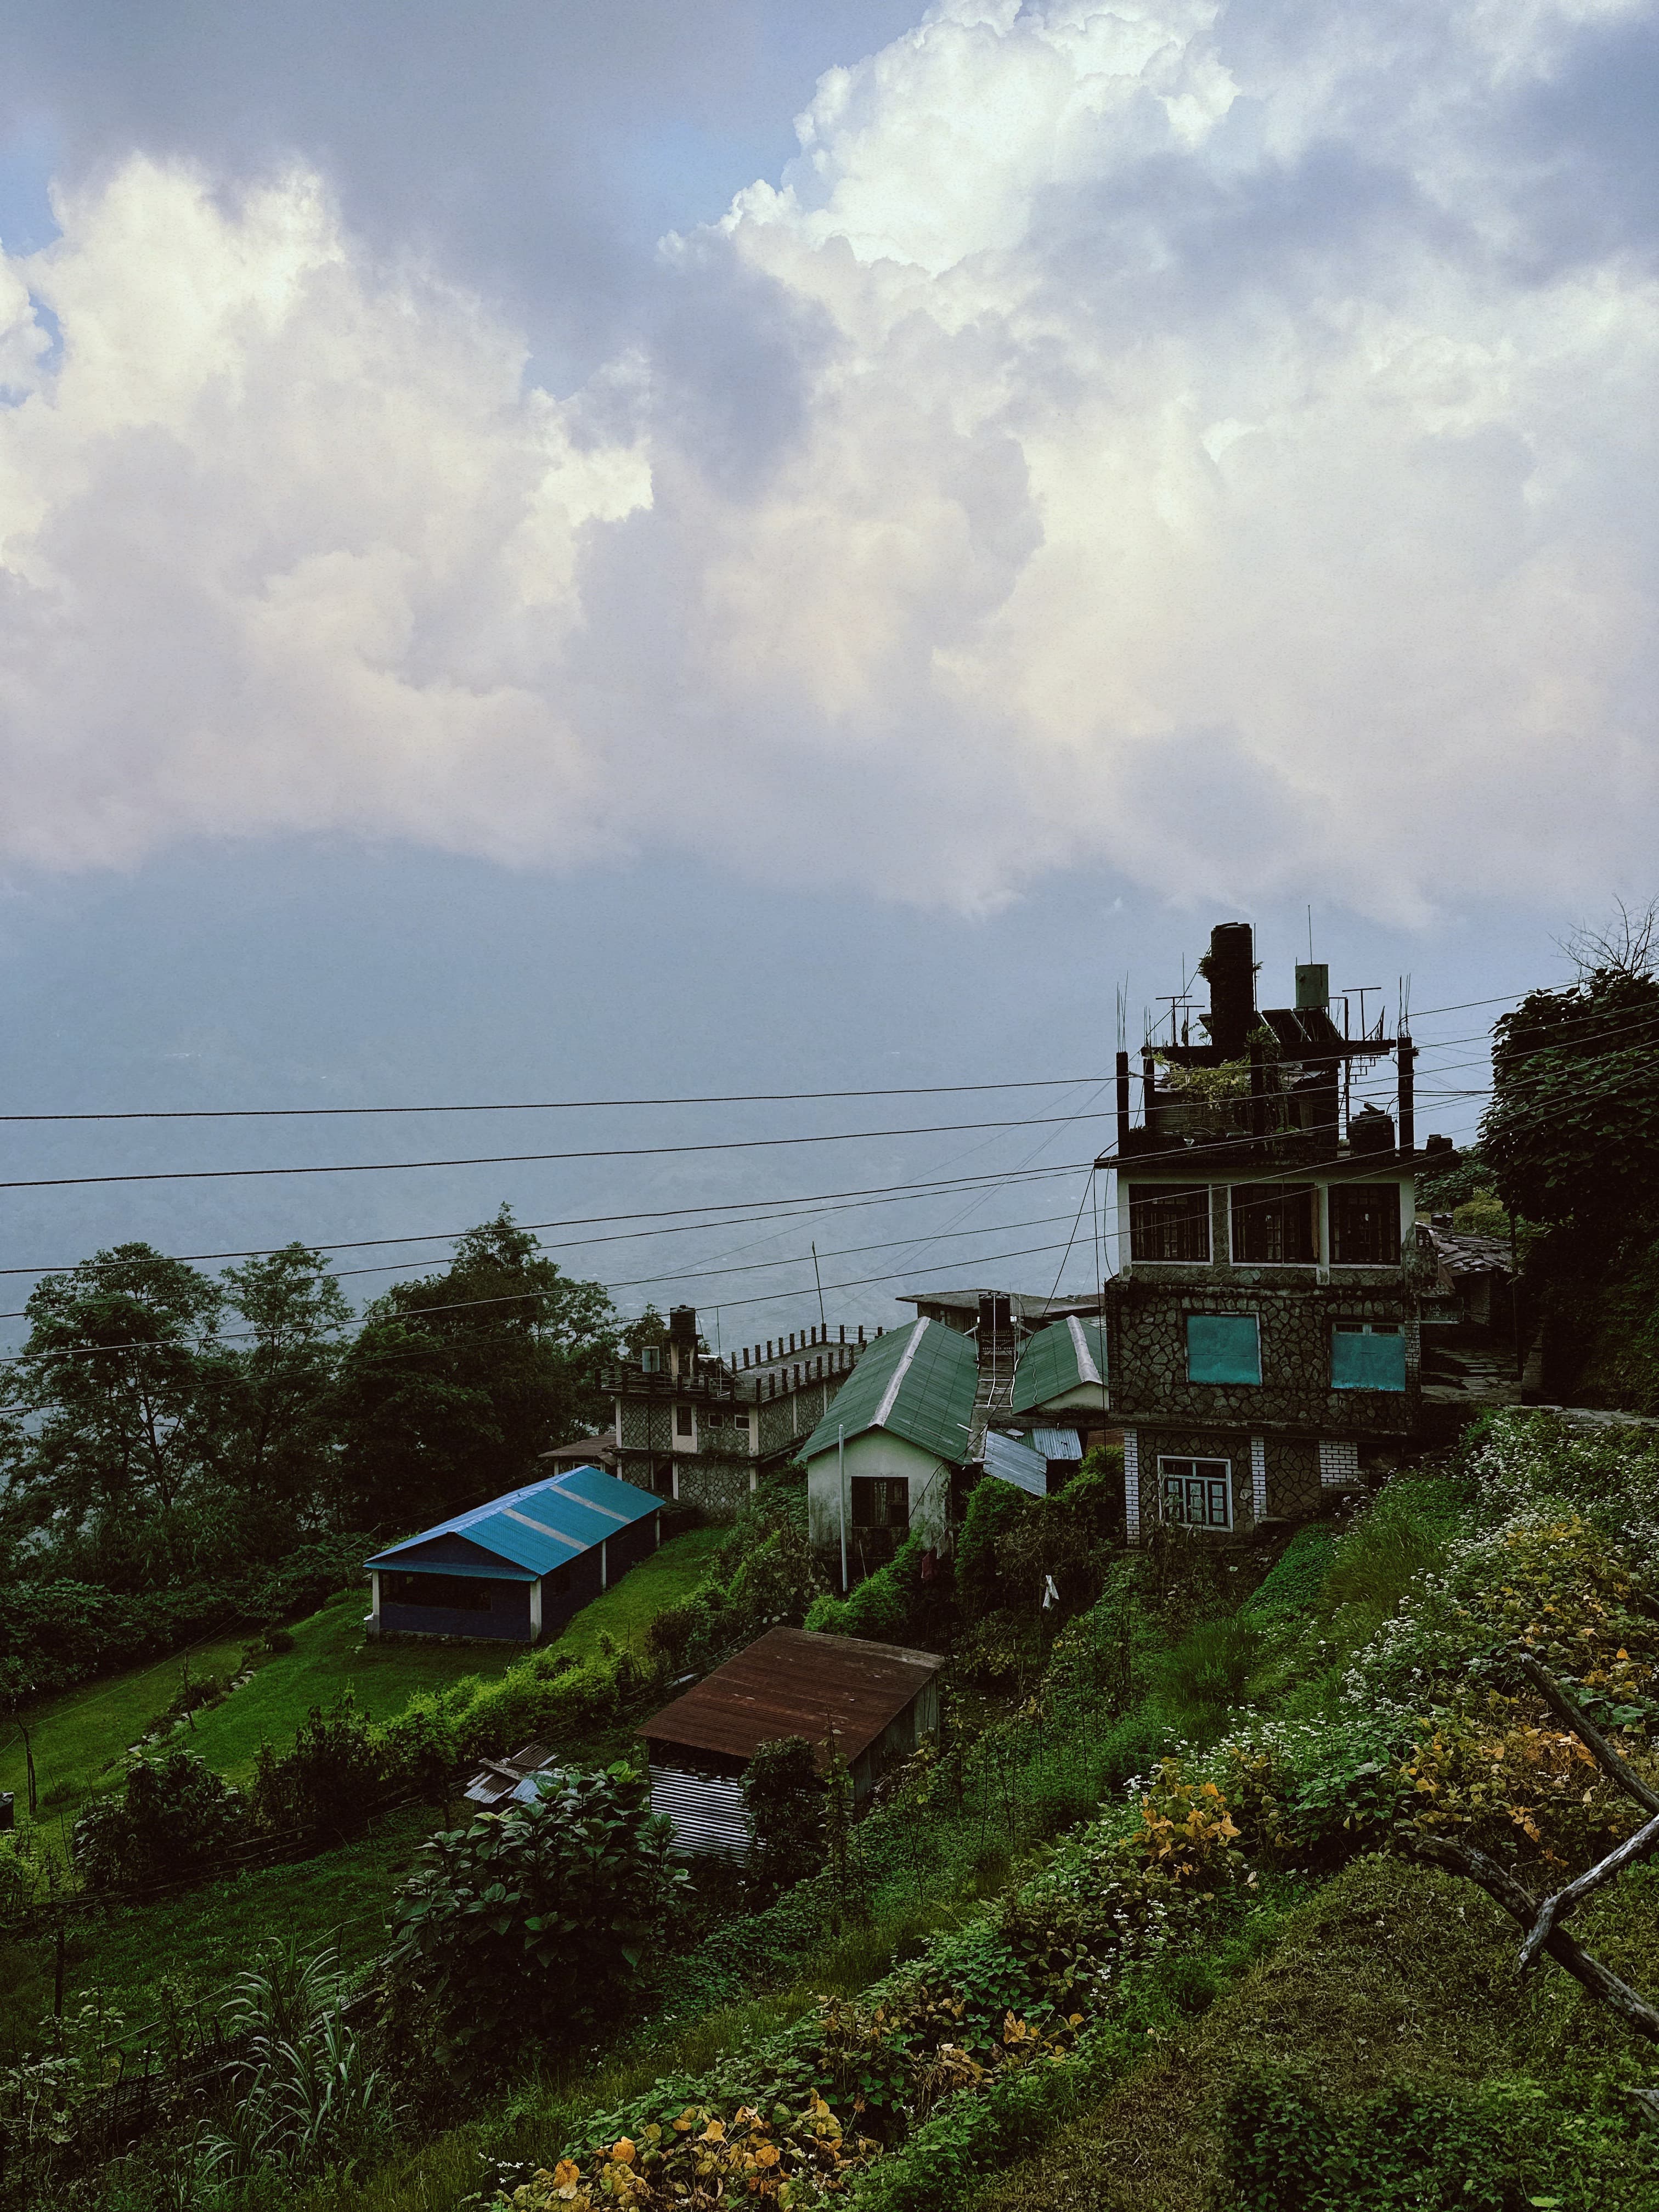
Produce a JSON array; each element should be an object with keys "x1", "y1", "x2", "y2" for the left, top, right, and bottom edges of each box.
[
  {"x1": 332, "y1": 1206, "x2": 619, "y2": 1531},
  {"x1": 1481, "y1": 907, "x2": 1659, "y2": 1242}
]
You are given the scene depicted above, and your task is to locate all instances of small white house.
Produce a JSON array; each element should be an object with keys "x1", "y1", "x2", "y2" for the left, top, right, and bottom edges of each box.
[{"x1": 800, "y1": 1318, "x2": 974, "y2": 1577}]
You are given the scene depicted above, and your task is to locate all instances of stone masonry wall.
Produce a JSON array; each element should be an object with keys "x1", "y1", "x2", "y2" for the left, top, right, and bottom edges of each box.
[{"x1": 1107, "y1": 1278, "x2": 1418, "y2": 1437}]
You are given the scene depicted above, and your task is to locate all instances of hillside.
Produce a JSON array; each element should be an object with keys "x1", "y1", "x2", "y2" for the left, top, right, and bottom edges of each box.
[{"x1": 5, "y1": 1425, "x2": 1658, "y2": 2210}]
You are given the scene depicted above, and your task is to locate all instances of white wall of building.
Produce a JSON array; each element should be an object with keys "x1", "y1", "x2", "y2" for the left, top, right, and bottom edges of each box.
[{"x1": 806, "y1": 1428, "x2": 951, "y2": 1559}]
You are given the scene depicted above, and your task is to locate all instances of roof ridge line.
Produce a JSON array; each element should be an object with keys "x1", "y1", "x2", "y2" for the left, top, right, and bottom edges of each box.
[
  {"x1": 871, "y1": 1317, "x2": 929, "y2": 1431},
  {"x1": 1066, "y1": 1312, "x2": 1103, "y2": 1389}
]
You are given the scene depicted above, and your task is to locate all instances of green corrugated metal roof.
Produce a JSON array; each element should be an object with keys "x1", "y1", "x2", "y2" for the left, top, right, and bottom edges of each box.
[
  {"x1": 1011, "y1": 1317, "x2": 1109, "y2": 1414},
  {"x1": 802, "y1": 1319, "x2": 978, "y2": 1466}
]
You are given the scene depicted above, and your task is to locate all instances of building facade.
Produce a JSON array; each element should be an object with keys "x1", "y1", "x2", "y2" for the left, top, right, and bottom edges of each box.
[
  {"x1": 608, "y1": 1304, "x2": 878, "y2": 1517},
  {"x1": 1100, "y1": 923, "x2": 1431, "y2": 1542}
]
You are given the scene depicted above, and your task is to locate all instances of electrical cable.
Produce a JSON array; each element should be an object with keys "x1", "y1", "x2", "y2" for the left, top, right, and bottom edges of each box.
[
  {"x1": 0, "y1": 1072, "x2": 1111, "y2": 1125},
  {"x1": 0, "y1": 1104, "x2": 1116, "y2": 1194}
]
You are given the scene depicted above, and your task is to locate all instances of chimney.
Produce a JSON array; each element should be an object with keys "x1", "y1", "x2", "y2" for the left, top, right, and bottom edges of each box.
[{"x1": 1206, "y1": 923, "x2": 1256, "y2": 1058}]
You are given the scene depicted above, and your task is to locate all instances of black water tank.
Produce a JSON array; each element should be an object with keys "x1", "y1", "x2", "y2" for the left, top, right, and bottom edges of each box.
[
  {"x1": 668, "y1": 1305, "x2": 698, "y2": 1346},
  {"x1": 1350, "y1": 1104, "x2": 1396, "y2": 1154},
  {"x1": 1206, "y1": 923, "x2": 1256, "y2": 1057}
]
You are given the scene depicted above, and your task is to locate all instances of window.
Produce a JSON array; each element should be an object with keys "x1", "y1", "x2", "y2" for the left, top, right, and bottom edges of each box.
[
  {"x1": 383, "y1": 1571, "x2": 492, "y2": 1611},
  {"x1": 1159, "y1": 1458, "x2": 1233, "y2": 1530},
  {"x1": 1329, "y1": 1183, "x2": 1402, "y2": 1266},
  {"x1": 850, "y1": 1476, "x2": 910, "y2": 1532},
  {"x1": 1331, "y1": 1323, "x2": 1406, "y2": 1391},
  {"x1": 1230, "y1": 1184, "x2": 1316, "y2": 1265},
  {"x1": 640, "y1": 1344, "x2": 662, "y2": 1373},
  {"x1": 674, "y1": 1402, "x2": 693, "y2": 1437},
  {"x1": 704, "y1": 1409, "x2": 725, "y2": 1428},
  {"x1": 1129, "y1": 1184, "x2": 1211, "y2": 1262},
  {"x1": 1186, "y1": 1313, "x2": 1262, "y2": 1384},
  {"x1": 732, "y1": 1410, "x2": 751, "y2": 1431}
]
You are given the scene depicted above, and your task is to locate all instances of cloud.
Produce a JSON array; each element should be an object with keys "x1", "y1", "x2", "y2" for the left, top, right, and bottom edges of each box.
[{"x1": 2, "y1": 0, "x2": 1658, "y2": 919}]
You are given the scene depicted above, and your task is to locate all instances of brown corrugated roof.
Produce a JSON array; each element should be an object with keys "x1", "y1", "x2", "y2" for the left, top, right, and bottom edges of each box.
[{"x1": 639, "y1": 1627, "x2": 944, "y2": 1769}]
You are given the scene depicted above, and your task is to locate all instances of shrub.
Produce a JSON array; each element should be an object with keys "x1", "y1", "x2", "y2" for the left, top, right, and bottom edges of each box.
[
  {"x1": 384, "y1": 1762, "x2": 685, "y2": 2068},
  {"x1": 956, "y1": 1477, "x2": 1031, "y2": 1618},
  {"x1": 744, "y1": 1737, "x2": 825, "y2": 1902},
  {"x1": 249, "y1": 1694, "x2": 383, "y2": 1836},
  {"x1": 806, "y1": 1531, "x2": 956, "y2": 1647},
  {"x1": 71, "y1": 1750, "x2": 252, "y2": 1893},
  {"x1": 1223, "y1": 2077, "x2": 1513, "y2": 2211}
]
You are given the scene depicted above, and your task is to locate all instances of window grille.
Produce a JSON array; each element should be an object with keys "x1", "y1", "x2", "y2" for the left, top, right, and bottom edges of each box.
[
  {"x1": 1229, "y1": 1183, "x2": 1316, "y2": 1264},
  {"x1": 1128, "y1": 1184, "x2": 1211, "y2": 1262},
  {"x1": 850, "y1": 1476, "x2": 910, "y2": 1532},
  {"x1": 1329, "y1": 1183, "x2": 1402, "y2": 1266}
]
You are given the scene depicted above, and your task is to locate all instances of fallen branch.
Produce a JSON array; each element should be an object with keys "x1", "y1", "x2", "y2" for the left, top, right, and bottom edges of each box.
[
  {"x1": 1414, "y1": 1834, "x2": 1659, "y2": 2041},
  {"x1": 1517, "y1": 1809, "x2": 1659, "y2": 1971},
  {"x1": 1513, "y1": 1651, "x2": 1659, "y2": 1818}
]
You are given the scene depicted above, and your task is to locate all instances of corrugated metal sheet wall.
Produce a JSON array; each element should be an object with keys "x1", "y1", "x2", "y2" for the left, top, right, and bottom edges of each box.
[{"x1": 650, "y1": 1763, "x2": 752, "y2": 1862}]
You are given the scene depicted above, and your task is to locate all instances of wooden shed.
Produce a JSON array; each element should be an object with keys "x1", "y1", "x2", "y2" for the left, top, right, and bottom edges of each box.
[{"x1": 637, "y1": 1626, "x2": 944, "y2": 1859}]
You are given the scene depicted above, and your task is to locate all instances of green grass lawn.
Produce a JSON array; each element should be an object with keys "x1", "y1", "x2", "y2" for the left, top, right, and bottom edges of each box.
[
  {"x1": 177, "y1": 1589, "x2": 522, "y2": 1782},
  {"x1": 0, "y1": 1527, "x2": 728, "y2": 2063},
  {"x1": 0, "y1": 1629, "x2": 253, "y2": 1821},
  {"x1": 180, "y1": 1526, "x2": 724, "y2": 1781}
]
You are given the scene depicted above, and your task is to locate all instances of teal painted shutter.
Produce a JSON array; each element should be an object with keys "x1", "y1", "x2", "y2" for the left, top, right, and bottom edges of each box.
[
  {"x1": 1331, "y1": 1327, "x2": 1406, "y2": 1391},
  {"x1": 1186, "y1": 1314, "x2": 1262, "y2": 1385}
]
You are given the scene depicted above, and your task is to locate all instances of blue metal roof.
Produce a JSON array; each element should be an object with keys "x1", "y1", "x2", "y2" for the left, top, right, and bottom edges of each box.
[{"x1": 365, "y1": 1465, "x2": 659, "y2": 1580}]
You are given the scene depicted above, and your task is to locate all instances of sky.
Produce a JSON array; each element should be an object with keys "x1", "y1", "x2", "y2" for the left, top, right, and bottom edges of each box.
[{"x1": 0, "y1": 0, "x2": 1654, "y2": 1348}]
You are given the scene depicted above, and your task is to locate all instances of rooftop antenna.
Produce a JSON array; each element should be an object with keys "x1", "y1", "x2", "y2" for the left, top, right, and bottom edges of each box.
[{"x1": 1307, "y1": 904, "x2": 1314, "y2": 962}]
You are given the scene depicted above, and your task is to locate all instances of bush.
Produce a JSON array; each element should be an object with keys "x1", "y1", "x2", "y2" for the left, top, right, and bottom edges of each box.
[
  {"x1": 956, "y1": 1477, "x2": 1031, "y2": 1618},
  {"x1": 384, "y1": 1762, "x2": 685, "y2": 2069},
  {"x1": 249, "y1": 1695, "x2": 383, "y2": 1836},
  {"x1": 71, "y1": 1749, "x2": 252, "y2": 1893},
  {"x1": 806, "y1": 1531, "x2": 956, "y2": 1648},
  {"x1": 1223, "y1": 2077, "x2": 1513, "y2": 2211},
  {"x1": 744, "y1": 1737, "x2": 825, "y2": 1901}
]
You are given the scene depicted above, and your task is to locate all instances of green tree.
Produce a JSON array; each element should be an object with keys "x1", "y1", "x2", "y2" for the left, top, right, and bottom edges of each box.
[
  {"x1": 332, "y1": 1207, "x2": 618, "y2": 1530},
  {"x1": 220, "y1": 1244, "x2": 351, "y2": 1534},
  {"x1": 1482, "y1": 909, "x2": 1659, "y2": 1241},
  {"x1": 2, "y1": 1245, "x2": 226, "y2": 1578},
  {"x1": 383, "y1": 1762, "x2": 682, "y2": 2066}
]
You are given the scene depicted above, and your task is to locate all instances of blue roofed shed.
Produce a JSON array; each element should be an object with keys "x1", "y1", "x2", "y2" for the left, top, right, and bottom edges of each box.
[{"x1": 364, "y1": 1464, "x2": 661, "y2": 1643}]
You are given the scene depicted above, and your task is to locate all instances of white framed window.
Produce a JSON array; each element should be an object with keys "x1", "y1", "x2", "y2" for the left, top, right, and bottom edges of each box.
[
  {"x1": 1158, "y1": 1455, "x2": 1233, "y2": 1531},
  {"x1": 640, "y1": 1345, "x2": 662, "y2": 1373}
]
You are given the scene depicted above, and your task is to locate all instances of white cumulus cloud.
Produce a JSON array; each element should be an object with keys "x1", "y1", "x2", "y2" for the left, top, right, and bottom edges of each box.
[{"x1": 2, "y1": 0, "x2": 1658, "y2": 918}]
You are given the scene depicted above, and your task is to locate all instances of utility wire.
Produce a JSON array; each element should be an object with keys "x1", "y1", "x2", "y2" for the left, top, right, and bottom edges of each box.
[
  {"x1": 0, "y1": 1106, "x2": 1114, "y2": 1194},
  {"x1": 0, "y1": 1073, "x2": 1109, "y2": 1126}
]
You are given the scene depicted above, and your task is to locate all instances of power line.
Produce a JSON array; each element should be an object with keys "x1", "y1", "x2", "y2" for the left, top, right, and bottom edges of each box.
[
  {"x1": 0, "y1": 1157, "x2": 1101, "y2": 1280},
  {"x1": 0, "y1": 1106, "x2": 1113, "y2": 1195},
  {"x1": 0, "y1": 1073, "x2": 1109, "y2": 1126}
]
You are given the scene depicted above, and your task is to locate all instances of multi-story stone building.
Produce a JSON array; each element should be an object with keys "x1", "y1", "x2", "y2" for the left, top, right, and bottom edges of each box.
[
  {"x1": 607, "y1": 1304, "x2": 877, "y2": 1517},
  {"x1": 1098, "y1": 922, "x2": 1432, "y2": 1542}
]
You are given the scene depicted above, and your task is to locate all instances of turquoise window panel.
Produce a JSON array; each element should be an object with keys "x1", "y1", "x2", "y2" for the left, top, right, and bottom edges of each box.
[
  {"x1": 1186, "y1": 1314, "x2": 1261, "y2": 1385},
  {"x1": 1331, "y1": 1328, "x2": 1406, "y2": 1391}
]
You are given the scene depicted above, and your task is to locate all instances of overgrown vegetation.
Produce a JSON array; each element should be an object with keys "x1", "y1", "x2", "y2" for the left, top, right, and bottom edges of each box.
[{"x1": 5, "y1": 1413, "x2": 1658, "y2": 2210}]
